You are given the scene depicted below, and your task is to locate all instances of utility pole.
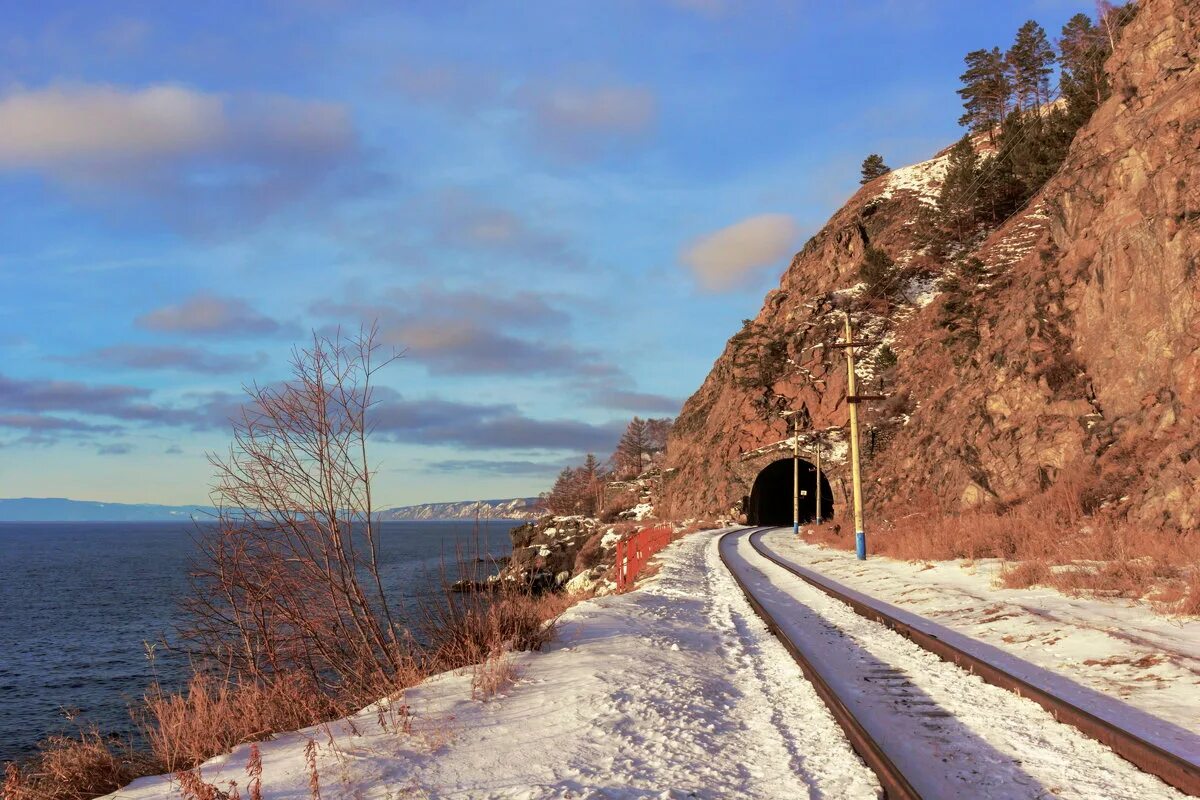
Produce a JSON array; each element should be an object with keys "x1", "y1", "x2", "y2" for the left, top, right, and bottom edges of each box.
[
  {"x1": 830, "y1": 313, "x2": 885, "y2": 560},
  {"x1": 781, "y1": 409, "x2": 801, "y2": 535},
  {"x1": 814, "y1": 434, "x2": 823, "y2": 525},
  {"x1": 845, "y1": 314, "x2": 866, "y2": 559},
  {"x1": 792, "y1": 412, "x2": 800, "y2": 535}
]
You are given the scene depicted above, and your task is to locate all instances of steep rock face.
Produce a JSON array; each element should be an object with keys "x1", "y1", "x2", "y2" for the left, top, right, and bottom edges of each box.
[{"x1": 664, "y1": 0, "x2": 1200, "y2": 529}]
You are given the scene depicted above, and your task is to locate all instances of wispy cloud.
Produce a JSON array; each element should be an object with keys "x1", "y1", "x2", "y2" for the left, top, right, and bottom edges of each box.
[
  {"x1": 681, "y1": 213, "x2": 799, "y2": 291},
  {"x1": 0, "y1": 83, "x2": 364, "y2": 231},
  {"x1": 371, "y1": 390, "x2": 623, "y2": 452},
  {"x1": 586, "y1": 388, "x2": 681, "y2": 414},
  {"x1": 422, "y1": 458, "x2": 568, "y2": 477},
  {"x1": 136, "y1": 293, "x2": 287, "y2": 338},
  {"x1": 314, "y1": 285, "x2": 619, "y2": 379},
  {"x1": 517, "y1": 83, "x2": 657, "y2": 159},
  {"x1": 60, "y1": 344, "x2": 267, "y2": 374}
]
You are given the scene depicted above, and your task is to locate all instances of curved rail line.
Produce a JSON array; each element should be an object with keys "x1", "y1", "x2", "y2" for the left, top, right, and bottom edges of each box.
[{"x1": 717, "y1": 527, "x2": 1200, "y2": 799}]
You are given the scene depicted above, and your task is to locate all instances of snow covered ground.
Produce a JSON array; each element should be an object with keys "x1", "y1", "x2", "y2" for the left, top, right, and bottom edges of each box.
[
  {"x1": 760, "y1": 528, "x2": 1200, "y2": 752},
  {"x1": 105, "y1": 530, "x2": 879, "y2": 799}
]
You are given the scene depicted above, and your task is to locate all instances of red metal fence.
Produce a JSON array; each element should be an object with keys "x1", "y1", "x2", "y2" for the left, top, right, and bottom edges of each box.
[{"x1": 614, "y1": 526, "x2": 675, "y2": 590}]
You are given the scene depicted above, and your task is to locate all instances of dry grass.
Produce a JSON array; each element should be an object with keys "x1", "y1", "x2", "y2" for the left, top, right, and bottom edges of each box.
[
  {"x1": 138, "y1": 672, "x2": 341, "y2": 774},
  {"x1": 1, "y1": 726, "x2": 153, "y2": 800},
  {"x1": 471, "y1": 652, "x2": 522, "y2": 700},
  {"x1": 420, "y1": 586, "x2": 571, "y2": 673},
  {"x1": 801, "y1": 477, "x2": 1200, "y2": 614}
]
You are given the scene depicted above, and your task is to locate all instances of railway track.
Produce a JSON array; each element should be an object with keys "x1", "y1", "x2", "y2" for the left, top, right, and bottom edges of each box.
[{"x1": 717, "y1": 527, "x2": 1200, "y2": 799}]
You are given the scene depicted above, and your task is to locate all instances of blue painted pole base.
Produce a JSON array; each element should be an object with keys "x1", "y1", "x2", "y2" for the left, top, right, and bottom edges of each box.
[
  {"x1": 855, "y1": 531, "x2": 866, "y2": 560},
  {"x1": 793, "y1": 522, "x2": 800, "y2": 535}
]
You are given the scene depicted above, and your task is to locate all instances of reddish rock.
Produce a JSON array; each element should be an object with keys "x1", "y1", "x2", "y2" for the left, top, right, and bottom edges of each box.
[{"x1": 663, "y1": 0, "x2": 1200, "y2": 530}]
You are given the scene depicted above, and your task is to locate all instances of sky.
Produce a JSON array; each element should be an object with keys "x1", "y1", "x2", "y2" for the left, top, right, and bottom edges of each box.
[{"x1": 0, "y1": 0, "x2": 1090, "y2": 506}]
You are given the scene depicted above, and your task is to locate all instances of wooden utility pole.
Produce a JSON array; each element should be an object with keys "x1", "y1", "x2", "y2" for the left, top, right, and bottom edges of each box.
[
  {"x1": 814, "y1": 434, "x2": 823, "y2": 525},
  {"x1": 780, "y1": 409, "x2": 801, "y2": 535},
  {"x1": 792, "y1": 412, "x2": 800, "y2": 535},
  {"x1": 845, "y1": 314, "x2": 866, "y2": 558},
  {"x1": 829, "y1": 313, "x2": 885, "y2": 560}
]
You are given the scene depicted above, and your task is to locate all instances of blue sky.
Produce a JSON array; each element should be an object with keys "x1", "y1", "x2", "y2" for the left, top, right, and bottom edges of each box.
[{"x1": 0, "y1": 0, "x2": 1087, "y2": 506}]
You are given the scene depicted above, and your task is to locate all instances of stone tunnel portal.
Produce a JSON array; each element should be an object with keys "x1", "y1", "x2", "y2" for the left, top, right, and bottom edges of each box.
[{"x1": 746, "y1": 457, "x2": 834, "y2": 526}]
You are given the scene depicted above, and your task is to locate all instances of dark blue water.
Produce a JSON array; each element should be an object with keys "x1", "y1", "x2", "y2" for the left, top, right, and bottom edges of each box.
[{"x1": 0, "y1": 520, "x2": 514, "y2": 763}]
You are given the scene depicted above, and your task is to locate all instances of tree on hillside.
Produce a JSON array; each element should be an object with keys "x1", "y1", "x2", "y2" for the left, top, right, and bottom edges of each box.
[
  {"x1": 1007, "y1": 21, "x2": 1055, "y2": 110},
  {"x1": 615, "y1": 417, "x2": 651, "y2": 478},
  {"x1": 1059, "y1": 12, "x2": 1111, "y2": 126},
  {"x1": 957, "y1": 47, "x2": 1011, "y2": 138},
  {"x1": 936, "y1": 134, "x2": 981, "y2": 243},
  {"x1": 645, "y1": 418, "x2": 672, "y2": 452},
  {"x1": 859, "y1": 246, "x2": 896, "y2": 298},
  {"x1": 545, "y1": 454, "x2": 606, "y2": 516},
  {"x1": 860, "y1": 154, "x2": 891, "y2": 184},
  {"x1": 613, "y1": 416, "x2": 674, "y2": 479}
]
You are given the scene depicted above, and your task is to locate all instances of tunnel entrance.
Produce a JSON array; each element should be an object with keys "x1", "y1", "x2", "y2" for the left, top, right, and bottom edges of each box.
[{"x1": 746, "y1": 458, "x2": 833, "y2": 526}]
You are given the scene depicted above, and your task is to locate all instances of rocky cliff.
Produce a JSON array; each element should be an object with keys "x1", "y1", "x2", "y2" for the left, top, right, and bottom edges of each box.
[{"x1": 663, "y1": 0, "x2": 1200, "y2": 530}]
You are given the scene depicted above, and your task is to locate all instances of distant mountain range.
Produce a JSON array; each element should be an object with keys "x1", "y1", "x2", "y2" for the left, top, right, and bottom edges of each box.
[
  {"x1": 379, "y1": 497, "x2": 543, "y2": 521},
  {"x1": 0, "y1": 496, "x2": 544, "y2": 522}
]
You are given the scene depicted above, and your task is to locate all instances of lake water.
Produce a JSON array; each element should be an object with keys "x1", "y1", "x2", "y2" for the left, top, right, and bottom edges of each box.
[{"x1": 0, "y1": 520, "x2": 515, "y2": 763}]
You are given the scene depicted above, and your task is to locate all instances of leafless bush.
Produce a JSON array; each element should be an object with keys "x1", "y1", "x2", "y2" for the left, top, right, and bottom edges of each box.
[{"x1": 181, "y1": 326, "x2": 413, "y2": 699}]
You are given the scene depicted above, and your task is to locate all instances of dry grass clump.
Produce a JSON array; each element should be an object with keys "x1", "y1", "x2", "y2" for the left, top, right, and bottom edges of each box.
[
  {"x1": 420, "y1": 585, "x2": 571, "y2": 673},
  {"x1": 139, "y1": 672, "x2": 340, "y2": 774},
  {"x1": 1, "y1": 726, "x2": 153, "y2": 800}
]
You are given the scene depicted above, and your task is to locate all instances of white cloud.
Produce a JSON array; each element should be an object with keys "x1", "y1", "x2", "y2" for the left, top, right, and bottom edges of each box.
[
  {"x1": 681, "y1": 213, "x2": 799, "y2": 292},
  {"x1": 136, "y1": 293, "x2": 285, "y2": 338},
  {"x1": 0, "y1": 83, "x2": 360, "y2": 231},
  {"x1": 0, "y1": 84, "x2": 225, "y2": 166}
]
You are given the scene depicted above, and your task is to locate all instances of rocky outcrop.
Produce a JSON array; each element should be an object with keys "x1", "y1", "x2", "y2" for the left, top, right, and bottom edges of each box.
[
  {"x1": 502, "y1": 516, "x2": 603, "y2": 592},
  {"x1": 664, "y1": 0, "x2": 1200, "y2": 530}
]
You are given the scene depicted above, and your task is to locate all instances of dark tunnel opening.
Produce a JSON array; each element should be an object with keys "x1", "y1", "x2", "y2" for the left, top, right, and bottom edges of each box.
[{"x1": 746, "y1": 457, "x2": 834, "y2": 526}]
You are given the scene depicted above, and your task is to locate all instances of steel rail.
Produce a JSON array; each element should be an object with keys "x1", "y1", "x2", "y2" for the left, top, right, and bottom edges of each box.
[
  {"x1": 744, "y1": 527, "x2": 1200, "y2": 798},
  {"x1": 717, "y1": 528, "x2": 922, "y2": 800}
]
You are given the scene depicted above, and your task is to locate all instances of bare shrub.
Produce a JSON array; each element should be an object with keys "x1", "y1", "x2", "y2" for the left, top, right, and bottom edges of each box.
[{"x1": 182, "y1": 326, "x2": 411, "y2": 700}]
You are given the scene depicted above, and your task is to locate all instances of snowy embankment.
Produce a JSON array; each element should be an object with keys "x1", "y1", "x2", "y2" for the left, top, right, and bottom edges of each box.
[
  {"x1": 105, "y1": 530, "x2": 878, "y2": 799},
  {"x1": 727, "y1": 530, "x2": 1190, "y2": 799},
  {"x1": 760, "y1": 529, "x2": 1200, "y2": 743}
]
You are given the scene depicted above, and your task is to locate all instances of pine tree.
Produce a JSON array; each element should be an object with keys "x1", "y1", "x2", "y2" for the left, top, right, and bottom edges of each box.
[
  {"x1": 579, "y1": 454, "x2": 604, "y2": 517},
  {"x1": 957, "y1": 47, "x2": 1010, "y2": 138},
  {"x1": 1007, "y1": 21, "x2": 1055, "y2": 110},
  {"x1": 615, "y1": 417, "x2": 650, "y2": 478},
  {"x1": 859, "y1": 154, "x2": 891, "y2": 184},
  {"x1": 859, "y1": 246, "x2": 895, "y2": 298},
  {"x1": 1059, "y1": 12, "x2": 1111, "y2": 127},
  {"x1": 937, "y1": 134, "x2": 981, "y2": 243}
]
